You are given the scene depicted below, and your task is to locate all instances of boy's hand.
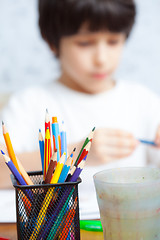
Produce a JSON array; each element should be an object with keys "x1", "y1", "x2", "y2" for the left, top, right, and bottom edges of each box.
[
  {"x1": 87, "y1": 128, "x2": 139, "y2": 165},
  {"x1": 155, "y1": 125, "x2": 160, "y2": 147}
]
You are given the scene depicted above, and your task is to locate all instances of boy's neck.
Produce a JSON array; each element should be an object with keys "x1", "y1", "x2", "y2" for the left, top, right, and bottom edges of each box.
[{"x1": 58, "y1": 75, "x2": 116, "y2": 94}]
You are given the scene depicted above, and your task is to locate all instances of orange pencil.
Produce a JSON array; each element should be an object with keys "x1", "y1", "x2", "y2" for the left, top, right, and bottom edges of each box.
[
  {"x1": 16, "y1": 157, "x2": 34, "y2": 185},
  {"x1": 60, "y1": 197, "x2": 77, "y2": 239},
  {"x1": 2, "y1": 121, "x2": 20, "y2": 173}
]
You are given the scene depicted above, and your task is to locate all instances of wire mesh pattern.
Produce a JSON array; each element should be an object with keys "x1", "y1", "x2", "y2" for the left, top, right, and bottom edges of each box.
[{"x1": 12, "y1": 171, "x2": 81, "y2": 240}]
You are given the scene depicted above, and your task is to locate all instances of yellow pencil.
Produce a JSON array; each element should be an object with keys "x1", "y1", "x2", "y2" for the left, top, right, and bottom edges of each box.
[
  {"x1": 29, "y1": 187, "x2": 55, "y2": 239},
  {"x1": 44, "y1": 127, "x2": 51, "y2": 179},
  {"x1": 29, "y1": 153, "x2": 66, "y2": 239},
  {"x1": 2, "y1": 121, "x2": 20, "y2": 173},
  {"x1": 50, "y1": 152, "x2": 66, "y2": 184}
]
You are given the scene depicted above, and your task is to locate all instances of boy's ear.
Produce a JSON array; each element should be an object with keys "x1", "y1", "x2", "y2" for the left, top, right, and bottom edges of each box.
[{"x1": 49, "y1": 44, "x2": 58, "y2": 56}]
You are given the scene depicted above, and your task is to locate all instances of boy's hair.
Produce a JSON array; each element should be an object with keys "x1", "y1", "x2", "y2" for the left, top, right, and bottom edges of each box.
[{"x1": 39, "y1": 0, "x2": 136, "y2": 50}]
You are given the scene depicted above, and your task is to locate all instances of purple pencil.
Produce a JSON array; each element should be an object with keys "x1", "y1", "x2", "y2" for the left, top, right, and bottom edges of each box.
[
  {"x1": 69, "y1": 160, "x2": 85, "y2": 182},
  {"x1": 1, "y1": 150, "x2": 33, "y2": 201},
  {"x1": 1, "y1": 150, "x2": 27, "y2": 186}
]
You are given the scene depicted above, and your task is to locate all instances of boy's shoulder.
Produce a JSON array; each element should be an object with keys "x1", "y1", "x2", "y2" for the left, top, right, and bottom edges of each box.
[
  {"x1": 119, "y1": 80, "x2": 156, "y2": 96},
  {"x1": 118, "y1": 79, "x2": 160, "y2": 104},
  {"x1": 9, "y1": 82, "x2": 58, "y2": 101},
  {"x1": 120, "y1": 79, "x2": 146, "y2": 90}
]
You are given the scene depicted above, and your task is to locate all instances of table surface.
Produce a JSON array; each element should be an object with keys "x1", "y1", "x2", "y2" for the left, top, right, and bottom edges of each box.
[{"x1": 0, "y1": 223, "x2": 104, "y2": 240}]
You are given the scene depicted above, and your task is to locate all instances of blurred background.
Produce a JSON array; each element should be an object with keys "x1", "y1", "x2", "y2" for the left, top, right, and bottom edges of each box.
[{"x1": 0, "y1": 0, "x2": 160, "y2": 97}]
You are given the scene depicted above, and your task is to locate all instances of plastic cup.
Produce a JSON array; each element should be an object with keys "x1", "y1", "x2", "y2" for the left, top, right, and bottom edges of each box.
[{"x1": 93, "y1": 167, "x2": 160, "y2": 240}]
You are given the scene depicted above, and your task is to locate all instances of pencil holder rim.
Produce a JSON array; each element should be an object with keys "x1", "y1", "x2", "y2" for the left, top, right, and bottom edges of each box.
[{"x1": 11, "y1": 171, "x2": 82, "y2": 189}]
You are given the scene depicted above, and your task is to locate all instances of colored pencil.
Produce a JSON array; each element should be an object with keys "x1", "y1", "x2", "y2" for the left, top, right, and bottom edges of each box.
[
  {"x1": 65, "y1": 165, "x2": 76, "y2": 182},
  {"x1": 1, "y1": 150, "x2": 26, "y2": 186},
  {"x1": 44, "y1": 149, "x2": 57, "y2": 184},
  {"x1": 1, "y1": 151, "x2": 33, "y2": 201},
  {"x1": 29, "y1": 153, "x2": 66, "y2": 240},
  {"x1": 38, "y1": 129, "x2": 44, "y2": 172},
  {"x1": 29, "y1": 188, "x2": 55, "y2": 239},
  {"x1": 74, "y1": 127, "x2": 95, "y2": 166},
  {"x1": 60, "y1": 208, "x2": 76, "y2": 239},
  {"x1": 38, "y1": 185, "x2": 76, "y2": 239},
  {"x1": 44, "y1": 127, "x2": 51, "y2": 178},
  {"x1": 77, "y1": 141, "x2": 91, "y2": 165},
  {"x1": 60, "y1": 121, "x2": 67, "y2": 162},
  {"x1": 50, "y1": 152, "x2": 66, "y2": 184},
  {"x1": 16, "y1": 157, "x2": 34, "y2": 185},
  {"x1": 69, "y1": 147, "x2": 76, "y2": 168},
  {"x1": 2, "y1": 121, "x2": 20, "y2": 173},
  {"x1": 139, "y1": 139, "x2": 157, "y2": 146},
  {"x1": 60, "y1": 199, "x2": 78, "y2": 239},
  {"x1": 58, "y1": 153, "x2": 73, "y2": 183},
  {"x1": 52, "y1": 117, "x2": 61, "y2": 162},
  {"x1": 2, "y1": 153, "x2": 32, "y2": 212},
  {"x1": 46, "y1": 189, "x2": 76, "y2": 240},
  {"x1": 45, "y1": 109, "x2": 52, "y2": 157},
  {"x1": 69, "y1": 160, "x2": 85, "y2": 182},
  {"x1": 42, "y1": 161, "x2": 83, "y2": 240}
]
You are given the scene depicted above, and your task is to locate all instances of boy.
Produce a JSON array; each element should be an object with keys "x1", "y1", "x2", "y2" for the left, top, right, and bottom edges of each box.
[{"x1": 1, "y1": 0, "x2": 160, "y2": 219}]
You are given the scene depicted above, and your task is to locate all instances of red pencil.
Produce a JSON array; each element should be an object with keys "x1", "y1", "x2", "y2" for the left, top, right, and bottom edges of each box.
[
  {"x1": 77, "y1": 141, "x2": 91, "y2": 165},
  {"x1": 45, "y1": 109, "x2": 52, "y2": 157},
  {"x1": 60, "y1": 198, "x2": 77, "y2": 239}
]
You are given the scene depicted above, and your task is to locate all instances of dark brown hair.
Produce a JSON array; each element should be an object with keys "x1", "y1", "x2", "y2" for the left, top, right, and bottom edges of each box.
[{"x1": 39, "y1": 0, "x2": 136, "y2": 50}]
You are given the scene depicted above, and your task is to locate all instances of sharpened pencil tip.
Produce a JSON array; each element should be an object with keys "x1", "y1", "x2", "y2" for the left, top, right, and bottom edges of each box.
[
  {"x1": 1, "y1": 150, "x2": 5, "y2": 155},
  {"x1": 92, "y1": 127, "x2": 96, "y2": 131},
  {"x1": 2, "y1": 121, "x2": 4, "y2": 125},
  {"x1": 46, "y1": 108, "x2": 48, "y2": 113},
  {"x1": 39, "y1": 129, "x2": 41, "y2": 132},
  {"x1": 73, "y1": 147, "x2": 76, "y2": 152}
]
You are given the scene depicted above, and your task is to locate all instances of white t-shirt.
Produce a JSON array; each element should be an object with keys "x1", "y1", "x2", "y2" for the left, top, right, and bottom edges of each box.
[{"x1": 1, "y1": 79, "x2": 160, "y2": 219}]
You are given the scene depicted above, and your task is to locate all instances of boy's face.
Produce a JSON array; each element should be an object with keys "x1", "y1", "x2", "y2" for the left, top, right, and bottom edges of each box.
[{"x1": 58, "y1": 26, "x2": 126, "y2": 94}]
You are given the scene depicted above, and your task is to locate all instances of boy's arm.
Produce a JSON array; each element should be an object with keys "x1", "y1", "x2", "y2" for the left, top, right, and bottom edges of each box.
[
  {"x1": 0, "y1": 143, "x2": 41, "y2": 189},
  {"x1": 68, "y1": 128, "x2": 138, "y2": 166}
]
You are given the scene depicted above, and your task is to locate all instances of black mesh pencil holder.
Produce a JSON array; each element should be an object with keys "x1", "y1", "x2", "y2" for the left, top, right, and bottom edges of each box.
[{"x1": 11, "y1": 171, "x2": 81, "y2": 240}]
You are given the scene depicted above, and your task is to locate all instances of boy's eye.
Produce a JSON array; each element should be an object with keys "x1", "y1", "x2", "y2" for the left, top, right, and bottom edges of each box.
[
  {"x1": 107, "y1": 39, "x2": 120, "y2": 45},
  {"x1": 76, "y1": 41, "x2": 93, "y2": 46}
]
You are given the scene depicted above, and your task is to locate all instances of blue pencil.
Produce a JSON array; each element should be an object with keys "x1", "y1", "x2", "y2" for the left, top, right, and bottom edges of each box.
[
  {"x1": 52, "y1": 117, "x2": 61, "y2": 162},
  {"x1": 139, "y1": 139, "x2": 157, "y2": 146},
  {"x1": 58, "y1": 155, "x2": 72, "y2": 183},
  {"x1": 60, "y1": 121, "x2": 67, "y2": 162},
  {"x1": 1, "y1": 150, "x2": 27, "y2": 186},
  {"x1": 39, "y1": 129, "x2": 44, "y2": 172}
]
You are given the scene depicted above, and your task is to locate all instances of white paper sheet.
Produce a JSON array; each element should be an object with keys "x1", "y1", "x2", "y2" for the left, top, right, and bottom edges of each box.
[{"x1": 0, "y1": 190, "x2": 16, "y2": 223}]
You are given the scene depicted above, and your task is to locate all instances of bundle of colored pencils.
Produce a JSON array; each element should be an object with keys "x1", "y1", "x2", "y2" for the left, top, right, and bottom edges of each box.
[
  {"x1": 1, "y1": 110, "x2": 95, "y2": 239},
  {"x1": 1, "y1": 109, "x2": 95, "y2": 187},
  {"x1": 39, "y1": 109, "x2": 95, "y2": 185}
]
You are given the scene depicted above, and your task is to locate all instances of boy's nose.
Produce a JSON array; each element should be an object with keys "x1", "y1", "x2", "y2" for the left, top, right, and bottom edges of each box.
[{"x1": 94, "y1": 43, "x2": 108, "y2": 67}]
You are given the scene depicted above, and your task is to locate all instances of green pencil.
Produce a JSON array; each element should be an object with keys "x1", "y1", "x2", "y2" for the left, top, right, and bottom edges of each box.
[{"x1": 74, "y1": 127, "x2": 95, "y2": 166}]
